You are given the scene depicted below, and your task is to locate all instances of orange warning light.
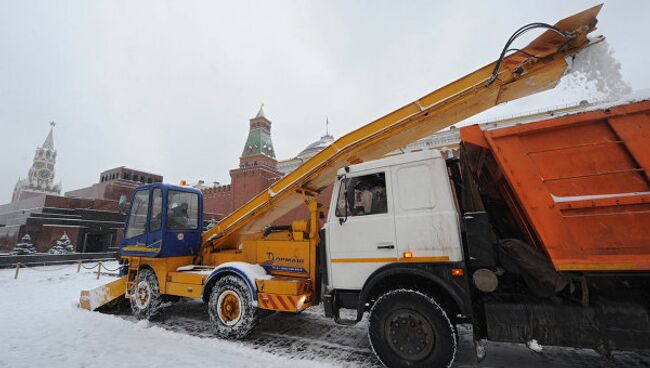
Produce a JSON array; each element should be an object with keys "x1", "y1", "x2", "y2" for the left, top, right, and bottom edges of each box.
[
  {"x1": 403, "y1": 251, "x2": 413, "y2": 258},
  {"x1": 451, "y1": 268, "x2": 464, "y2": 277},
  {"x1": 179, "y1": 180, "x2": 187, "y2": 186}
]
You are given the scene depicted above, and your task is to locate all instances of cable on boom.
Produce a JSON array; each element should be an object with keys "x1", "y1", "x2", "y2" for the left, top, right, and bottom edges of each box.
[{"x1": 486, "y1": 22, "x2": 576, "y2": 86}]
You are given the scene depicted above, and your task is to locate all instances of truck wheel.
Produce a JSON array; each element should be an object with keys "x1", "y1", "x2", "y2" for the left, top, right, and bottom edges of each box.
[
  {"x1": 130, "y1": 269, "x2": 162, "y2": 320},
  {"x1": 208, "y1": 275, "x2": 258, "y2": 339},
  {"x1": 369, "y1": 289, "x2": 457, "y2": 368}
]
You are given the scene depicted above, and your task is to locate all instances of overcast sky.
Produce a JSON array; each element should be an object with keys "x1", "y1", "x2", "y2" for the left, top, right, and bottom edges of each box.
[{"x1": 1, "y1": 1, "x2": 648, "y2": 203}]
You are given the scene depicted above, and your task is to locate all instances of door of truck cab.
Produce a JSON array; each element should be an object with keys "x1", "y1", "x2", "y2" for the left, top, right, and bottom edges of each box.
[
  {"x1": 325, "y1": 169, "x2": 396, "y2": 290},
  {"x1": 391, "y1": 155, "x2": 464, "y2": 264},
  {"x1": 120, "y1": 184, "x2": 203, "y2": 258},
  {"x1": 121, "y1": 186, "x2": 162, "y2": 256},
  {"x1": 162, "y1": 187, "x2": 202, "y2": 257}
]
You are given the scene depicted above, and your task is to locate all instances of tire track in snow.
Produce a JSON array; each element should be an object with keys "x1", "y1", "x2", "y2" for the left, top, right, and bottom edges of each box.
[{"x1": 113, "y1": 299, "x2": 650, "y2": 368}]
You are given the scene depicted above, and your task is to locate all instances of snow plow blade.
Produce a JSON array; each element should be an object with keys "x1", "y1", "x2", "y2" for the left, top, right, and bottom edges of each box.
[{"x1": 79, "y1": 276, "x2": 126, "y2": 311}]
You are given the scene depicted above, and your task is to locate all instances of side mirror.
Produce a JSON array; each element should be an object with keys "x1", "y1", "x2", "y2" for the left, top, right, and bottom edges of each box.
[
  {"x1": 338, "y1": 174, "x2": 349, "y2": 226},
  {"x1": 118, "y1": 194, "x2": 128, "y2": 214}
]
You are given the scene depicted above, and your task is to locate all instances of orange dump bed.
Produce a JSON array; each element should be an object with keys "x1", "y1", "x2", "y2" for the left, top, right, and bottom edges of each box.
[{"x1": 462, "y1": 100, "x2": 650, "y2": 271}]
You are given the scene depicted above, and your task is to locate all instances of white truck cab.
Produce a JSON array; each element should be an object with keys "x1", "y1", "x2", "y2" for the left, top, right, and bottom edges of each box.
[
  {"x1": 324, "y1": 150, "x2": 464, "y2": 291},
  {"x1": 321, "y1": 150, "x2": 470, "y2": 367}
]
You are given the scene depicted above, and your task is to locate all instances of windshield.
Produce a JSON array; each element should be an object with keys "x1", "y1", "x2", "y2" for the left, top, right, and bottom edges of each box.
[
  {"x1": 166, "y1": 190, "x2": 199, "y2": 230},
  {"x1": 124, "y1": 189, "x2": 150, "y2": 239}
]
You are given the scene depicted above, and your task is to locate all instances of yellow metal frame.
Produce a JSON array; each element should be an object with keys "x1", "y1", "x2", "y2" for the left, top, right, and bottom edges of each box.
[{"x1": 201, "y1": 5, "x2": 603, "y2": 258}]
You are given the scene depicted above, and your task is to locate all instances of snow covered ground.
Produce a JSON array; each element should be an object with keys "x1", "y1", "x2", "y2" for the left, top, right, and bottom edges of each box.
[{"x1": 1, "y1": 263, "x2": 649, "y2": 368}]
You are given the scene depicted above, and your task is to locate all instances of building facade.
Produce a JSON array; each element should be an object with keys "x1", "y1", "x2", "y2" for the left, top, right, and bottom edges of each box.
[
  {"x1": 66, "y1": 167, "x2": 162, "y2": 202},
  {"x1": 0, "y1": 122, "x2": 164, "y2": 253}
]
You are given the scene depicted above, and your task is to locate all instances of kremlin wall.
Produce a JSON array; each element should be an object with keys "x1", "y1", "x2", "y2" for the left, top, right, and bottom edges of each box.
[{"x1": 0, "y1": 100, "x2": 598, "y2": 253}]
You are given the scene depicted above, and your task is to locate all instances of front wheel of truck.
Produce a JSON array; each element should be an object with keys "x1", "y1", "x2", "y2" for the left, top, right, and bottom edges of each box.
[
  {"x1": 130, "y1": 268, "x2": 162, "y2": 320},
  {"x1": 208, "y1": 275, "x2": 258, "y2": 339},
  {"x1": 369, "y1": 289, "x2": 457, "y2": 368}
]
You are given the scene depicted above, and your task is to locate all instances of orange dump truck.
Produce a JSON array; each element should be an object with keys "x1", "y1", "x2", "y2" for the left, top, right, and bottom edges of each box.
[{"x1": 458, "y1": 99, "x2": 650, "y2": 355}]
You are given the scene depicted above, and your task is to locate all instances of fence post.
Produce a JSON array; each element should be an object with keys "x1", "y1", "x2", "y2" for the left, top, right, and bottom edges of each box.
[
  {"x1": 14, "y1": 263, "x2": 21, "y2": 279},
  {"x1": 77, "y1": 260, "x2": 82, "y2": 273},
  {"x1": 96, "y1": 262, "x2": 102, "y2": 280}
]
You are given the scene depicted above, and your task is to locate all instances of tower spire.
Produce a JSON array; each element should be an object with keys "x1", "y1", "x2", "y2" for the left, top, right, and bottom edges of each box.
[
  {"x1": 255, "y1": 103, "x2": 266, "y2": 119},
  {"x1": 322, "y1": 116, "x2": 332, "y2": 139},
  {"x1": 242, "y1": 104, "x2": 275, "y2": 160},
  {"x1": 325, "y1": 116, "x2": 329, "y2": 136},
  {"x1": 42, "y1": 121, "x2": 55, "y2": 150}
]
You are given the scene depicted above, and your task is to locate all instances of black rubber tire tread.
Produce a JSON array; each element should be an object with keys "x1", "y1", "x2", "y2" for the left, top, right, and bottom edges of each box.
[
  {"x1": 369, "y1": 289, "x2": 457, "y2": 368},
  {"x1": 208, "y1": 275, "x2": 259, "y2": 339},
  {"x1": 130, "y1": 268, "x2": 162, "y2": 320}
]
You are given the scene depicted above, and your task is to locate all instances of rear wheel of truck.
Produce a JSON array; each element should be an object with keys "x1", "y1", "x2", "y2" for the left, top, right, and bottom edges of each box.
[
  {"x1": 369, "y1": 289, "x2": 457, "y2": 368},
  {"x1": 208, "y1": 275, "x2": 258, "y2": 339},
  {"x1": 130, "y1": 268, "x2": 162, "y2": 320}
]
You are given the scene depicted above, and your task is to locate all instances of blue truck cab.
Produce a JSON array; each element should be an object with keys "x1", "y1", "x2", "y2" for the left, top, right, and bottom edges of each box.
[{"x1": 120, "y1": 183, "x2": 203, "y2": 258}]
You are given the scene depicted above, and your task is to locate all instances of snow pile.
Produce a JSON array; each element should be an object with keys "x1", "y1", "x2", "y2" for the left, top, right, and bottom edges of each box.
[
  {"x1": 527, "y1": 339, "x2": 543, "y2": 353},
  {"x1": 562, "y1": 40, "x2": 632, "y2": 100},
  {"x1": 211, "y1": 261, "x2": 273, "y2": 281},
  {"x1": 0, "y1": 264, "x2": 333, "y2": 368}
]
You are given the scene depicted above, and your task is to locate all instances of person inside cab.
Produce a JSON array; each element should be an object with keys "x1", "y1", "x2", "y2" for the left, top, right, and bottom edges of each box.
[
  {"x1": 167, "y1": 202, "x2": 190, "y2": 230},
  {"x1": 353, "y1": 182, "x2": 373, "y2": 215},
  {"x1": 370, "y1": 180, "x2": 387, "y2": 214}
]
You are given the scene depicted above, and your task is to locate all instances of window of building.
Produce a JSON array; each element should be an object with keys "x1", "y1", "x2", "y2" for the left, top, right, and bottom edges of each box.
[
  {"x1": 149, "y1": 188, "x2": 163, "y2": 232},
  {"x1": 125, "y1": 189, "x2": 150, "y2": 238},
  {"x1": 335, "y1": 172, "x2": 387, "y2": 217},
  {"x1": 166, "y1": 190, "x2": 199, "y2": 230}
]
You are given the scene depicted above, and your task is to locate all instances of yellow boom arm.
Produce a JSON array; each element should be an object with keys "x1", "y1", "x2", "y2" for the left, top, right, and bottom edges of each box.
[{"x1": 201, "y1": 5, "x2": 603, "y2": 257}]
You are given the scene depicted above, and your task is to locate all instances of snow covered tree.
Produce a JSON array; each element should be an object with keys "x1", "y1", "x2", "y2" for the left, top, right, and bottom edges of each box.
[
  {"x1": 48, "y1": 232, "x2": 75, "y2": 255},
  {"x1": 12, "y1": 234, "x2": 37, "y2": 255}
]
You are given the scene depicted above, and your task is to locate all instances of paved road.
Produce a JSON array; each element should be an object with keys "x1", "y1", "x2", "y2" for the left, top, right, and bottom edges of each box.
[{"x1": 119, "y1": 300, "x2": 650, "y2": 368}]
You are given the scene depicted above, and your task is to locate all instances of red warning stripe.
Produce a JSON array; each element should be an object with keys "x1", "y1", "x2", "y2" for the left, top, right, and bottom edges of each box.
[
  {"x1": 258, "y1": 293, "x2": 303, "y2": 311},
  {"x1": 259, "y1": 296, "x2": 268, "y2": 308},
  {"x1": 266, "y1": 294, "x2": 279, "y2": 310},
  {"x1": 276, "y1": 295, "x2": 289, "y2": 310}
]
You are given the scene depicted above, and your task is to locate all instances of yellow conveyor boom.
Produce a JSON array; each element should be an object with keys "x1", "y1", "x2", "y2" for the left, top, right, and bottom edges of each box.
[{"x1": 201, "y1": 5, "x2": 604, "y2": 257}]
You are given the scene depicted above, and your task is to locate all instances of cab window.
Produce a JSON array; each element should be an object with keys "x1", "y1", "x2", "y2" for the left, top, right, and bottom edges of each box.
[
  {"x1": 125, "y1": 189, "x2": 150, "y2": 239},
  {"x1": 166, "y1": 190, "x2": 199, "y2": 230},
  {"x1": 335, "y1": 172, "x2": 388, "y2": 217},
  {"x1": 150, "y1": 188, "x2": 163, "y2": 232}
]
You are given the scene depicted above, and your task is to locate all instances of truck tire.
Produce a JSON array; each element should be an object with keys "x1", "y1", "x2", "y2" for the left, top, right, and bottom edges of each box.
[
  {"x1": 369, "y1": 289, "x2": 457, "y2": 368},
  {"x1": 208, "y1": 275, "x2": 258, "y2": 339},
  {"x1": 130, "y1": 268, "x2": 162, "y2": 320}
]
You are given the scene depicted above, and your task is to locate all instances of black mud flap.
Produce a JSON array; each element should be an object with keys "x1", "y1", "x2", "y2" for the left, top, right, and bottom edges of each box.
[{"x1": 484, "y1": 295, "x2": 650, "y2": 351}]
